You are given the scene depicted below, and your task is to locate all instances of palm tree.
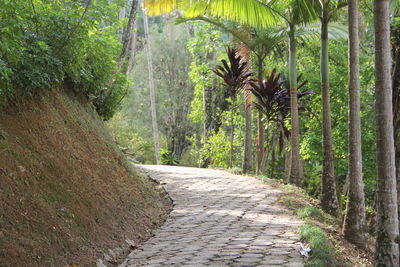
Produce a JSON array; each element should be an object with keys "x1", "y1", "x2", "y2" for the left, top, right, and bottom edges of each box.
[
  {"x1": 342, "y1": 0, "x2": 367, "y2": 248},
  {"x1": 388, "y1": 0, "x2": 400, "y2": 253},
  {"x1": 239, "y1": 44, "x2": 254, "y2": 174},
  {"x1": 374, "y1": 0, "x2": 399, "y2": 265},
  {"x1": 144, "y1": 9, "x2": 161, "y2": 164},
  {"x1": 272, "y1": 0, "x2": 319, "y2": 186},
  {"x1": 318, "y1": 0, "x2": 346, "y2": 216}
]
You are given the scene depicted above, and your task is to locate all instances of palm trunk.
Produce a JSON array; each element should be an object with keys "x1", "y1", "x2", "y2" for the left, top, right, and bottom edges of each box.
[
  {"x1": 243, "y1": 97, "x2": 253, "y2": 173},
  {"x1": 240, "y1": 44, "x2": 253, "y2": 174},
  {"x1": 144, "y1": 10, "x2": 161, "y2": 165},
  {"x1": 256, "y1": 56, "x2": 264, "y2": 174},
  {"x1": 374, "y1": 0, "x2": 399, "y2": 265},
  {"x1": 319, "y1": 13, "x2": 340, "y2": 217},
  {"x1": 342, "y1": 0, "x2": 367, "y2": 248},
  {"x1": 394, "y1": 49, "x2": 400, "y2": 260},
  {"x1": 288, "y1": 26, "x2": 301, "y2": 186}
]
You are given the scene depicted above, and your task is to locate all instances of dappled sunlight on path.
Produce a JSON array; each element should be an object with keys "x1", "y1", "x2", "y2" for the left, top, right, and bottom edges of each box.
[{"x1": 120, "y1": 165, "x2": 304, "y2": 267}]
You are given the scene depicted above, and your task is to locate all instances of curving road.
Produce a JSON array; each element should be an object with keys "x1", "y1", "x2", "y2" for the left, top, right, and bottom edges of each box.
[{"x1": 119, "y1": 165, "x2": 304, "y2": 267}]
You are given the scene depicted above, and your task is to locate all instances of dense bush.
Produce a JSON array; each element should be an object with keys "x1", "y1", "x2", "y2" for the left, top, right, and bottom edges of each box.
[{"x1": 0, "y1": 0, "x2": 128, "y2": 119}]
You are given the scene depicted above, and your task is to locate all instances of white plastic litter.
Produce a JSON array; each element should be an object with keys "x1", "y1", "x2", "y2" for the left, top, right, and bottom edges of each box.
[{"x1": 299, "y1": 243, "x2": 312, "y2": 258}]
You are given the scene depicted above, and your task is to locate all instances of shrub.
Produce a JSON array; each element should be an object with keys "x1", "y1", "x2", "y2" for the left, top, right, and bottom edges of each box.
[
  {"x1": 0, "y1": 0, "x2": 128, "y2": 119},
  {"x1": 161, "y1": 149, "x2": 180, "y2": 166}
]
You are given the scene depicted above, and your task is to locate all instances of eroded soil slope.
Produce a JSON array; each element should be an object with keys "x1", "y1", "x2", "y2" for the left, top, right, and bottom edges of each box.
[{"x1": 0, "y1": 89, "x2": 171, "y2": 267}]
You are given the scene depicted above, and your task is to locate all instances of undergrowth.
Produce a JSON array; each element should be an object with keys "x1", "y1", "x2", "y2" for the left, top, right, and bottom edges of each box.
[
  {"x1": 299, "y1": 223, "x2": 334, "y2": 267},
  {"x1": 297, "y1": 206, "x2": 323, "y2": 220}
]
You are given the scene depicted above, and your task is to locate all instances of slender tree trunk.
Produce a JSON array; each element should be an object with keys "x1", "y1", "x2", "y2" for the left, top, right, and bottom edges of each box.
[
  {"x1": 202, "y1": 85, "x2": 213, "y2": 139},
  {"x1": 285, "y1": 142, "x2": 292, "y2": 183},
  {"x1": 374, "y1": 1, "x2": 399, "y2": 265},
  {"x1": 257, "y1": 111, "x2": 264, "y2": 174},
  {"x1": 144, "y1": 10, "x2": 160, "y2": 165},
  {"x1": 243, "y1": 97, "x2": 253, "y2": 173},
  {"x1": 117, "y1": 0, "x2": 138, "y2": 71},
  {"x1": 260, "y1": 123, "x2": 269, "y2": 174},
  {"x1": 126, "y1": 21, "x2": 138, "y2": 76},
  {"x1": 229, "y1": 107, "x2": 235, "y2": 168},
  {"x1": 200, "y1": 83, "x2": 213, "y2": 168},
  {"x1": 343, "y1": 0, "x2": 367, "y2": 248},
  {"x1": 240, "y1": 44, "x2": 253, "y2": 174},
  {"x1": 270, "y1": 132, "x2": 276, "y2": 178},
  {"x1": 320, "y1": 15, "x2": 341, "y2": 216},
  {"x1": 288, "y1": 26, "x2": 301, "y2": 186},
  {"x1": 256, "y1": 56, "x2": 265, "y2": 174}
]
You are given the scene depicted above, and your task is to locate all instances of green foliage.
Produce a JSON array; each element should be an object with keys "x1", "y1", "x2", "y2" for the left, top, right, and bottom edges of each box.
[
  {"x1": 160, "y1": 149, "x2": 180, "y2": 165},
  {"x1": 106, "y1": 111, "x2": 154, "y2": 163},
  {"x1": 0, "y1": 0, "x2": 128, "y2": 118},
  {"x1": 297, "y1": 206, "x2": 323, "y2": 220},
  {"x1": 200, "y1": 103, "x2": 245, "y2": 168},
  {"x1": 299, "y1": 223, "x2": 334, "y2": 267},
  {"x1": 187, "y1": 22, "x2": 228, "y2": 123},
  {"x1": 202, "y1": 130, "x2": 231, "y2": 168}
]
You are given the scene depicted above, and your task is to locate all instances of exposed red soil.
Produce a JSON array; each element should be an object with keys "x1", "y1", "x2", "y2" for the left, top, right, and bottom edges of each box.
[{"x1": 0, "y1": 89, "x2": 171, "y2": 267}]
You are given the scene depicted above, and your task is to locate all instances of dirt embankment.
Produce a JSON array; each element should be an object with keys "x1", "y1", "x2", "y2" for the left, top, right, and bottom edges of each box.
[{"x1": 0, "y1": 89, "x2": 171, "y2": 267}]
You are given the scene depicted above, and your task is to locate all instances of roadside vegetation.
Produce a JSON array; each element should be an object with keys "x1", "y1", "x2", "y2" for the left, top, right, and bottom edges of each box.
[{"x1": 2, "y1": 0, "x2": 400, "y2": 265}]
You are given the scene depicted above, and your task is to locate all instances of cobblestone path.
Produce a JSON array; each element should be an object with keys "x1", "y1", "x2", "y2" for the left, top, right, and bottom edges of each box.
[{"x1": 120, "y1": 165, "x2": 304, "y2": 267}]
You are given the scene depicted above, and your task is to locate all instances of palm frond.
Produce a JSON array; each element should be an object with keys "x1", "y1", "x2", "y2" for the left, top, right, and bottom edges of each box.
[
  {"x1": 391, "y1": 0, "x2": 400, "y2": 16},
  {"x1": 296, "y1": 22, "x2": 347, "y2": 40},
  {"x1": 204, "y1": 0, "x2": 280, "y2": 28},
  {"x1": 327, "y1": 23, "x2": 348, "y2": 40},
  {"x1": 143, "y1": 0, "x2": 178, "y2": 16},
  {"x1": 291, "y1": 0, "x2": 320, "y2": 25},
  {"x1": 145, "y1": 0, "x2": 281, "y2": 27}
]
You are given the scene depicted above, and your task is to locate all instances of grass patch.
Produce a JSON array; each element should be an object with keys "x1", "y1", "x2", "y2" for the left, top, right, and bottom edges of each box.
[
  {"x1": 297, "y1": 206, "x2": 323, "y2": 220},
  {"x1": 299, "y1": 223, "x2": 334, "y2": 267}
]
